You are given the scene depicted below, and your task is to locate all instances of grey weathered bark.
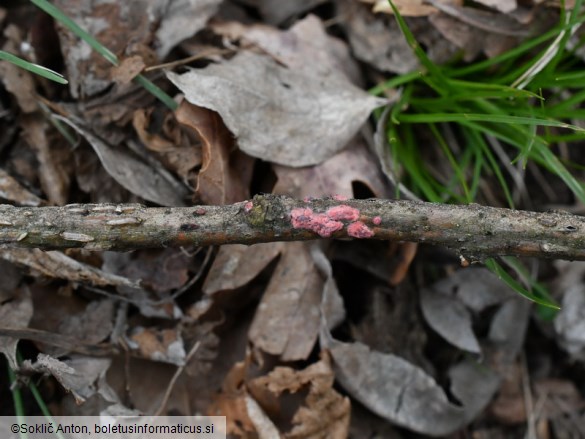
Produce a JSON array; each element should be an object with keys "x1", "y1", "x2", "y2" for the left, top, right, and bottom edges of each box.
[{"x1": 0, "y1": 194, "x2": 584, "y2": 261}]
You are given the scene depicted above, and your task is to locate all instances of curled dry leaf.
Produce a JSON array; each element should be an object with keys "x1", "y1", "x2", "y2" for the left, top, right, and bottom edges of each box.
[
  {"x1": 249, "y1": 354, "x2": 350, "y2": 438},
  {"x1": 209, "y1": 360, "x2": 256, "y2": 436},
  {"x1": 132, "y1": 108, "x2": 202, "y2": 186},
  {"x1": 167, "y1": 51, "x2": 387, "y2": 167},
  {"x1": 175, "y1": 101, "x2": 253, "y2": 205}
]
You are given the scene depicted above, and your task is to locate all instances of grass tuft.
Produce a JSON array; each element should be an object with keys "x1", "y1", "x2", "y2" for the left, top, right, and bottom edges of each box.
[{"x1": 379, "y1": 0, "x2": 581, "y2": 309}]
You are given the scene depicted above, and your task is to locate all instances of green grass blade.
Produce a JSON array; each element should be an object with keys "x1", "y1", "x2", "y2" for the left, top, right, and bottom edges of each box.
[
  {"x1": 485, "y1": 259, "x2": 560, "y2": 309},
  {"x1": 0, "y1": 50, "x2": 68, "y2": 84},
  {"x1": 387, "y1": 0, "x2": 451, "y2": 93},
  {"x1": 7, "y1": 360, "x2": 28, "y2": 439},
  {"x1": 397, "y1": 113, "x2": 585, "y2": 133}
]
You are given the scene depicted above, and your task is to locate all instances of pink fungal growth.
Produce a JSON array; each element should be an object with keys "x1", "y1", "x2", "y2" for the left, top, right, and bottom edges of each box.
[
  {"x1": 333, "y1": 194, "x2": 349, "y2": 201},
  {"x1": 291, "y1": 207, "x2": 343, "y2": 238},
  {"x1": 326, "y1": 205, "x2": 360, "y2": 222},
  {"x1": 372, "y1": 216, "x2": 382, "y2": 225},
  {"x1": 347, "y1": 221, "x2": 375, "y2": 238},
  {"x1": 244, "y1": 201, "x2": 254, "y2": 213}
]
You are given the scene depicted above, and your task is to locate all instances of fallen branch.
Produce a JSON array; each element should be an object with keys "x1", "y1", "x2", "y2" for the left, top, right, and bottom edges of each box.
[{"x1": 0, "y1": 194, "x2": 584, "y2": 261}]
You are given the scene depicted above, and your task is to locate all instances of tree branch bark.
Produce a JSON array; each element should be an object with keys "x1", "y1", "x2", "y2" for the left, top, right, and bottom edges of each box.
[{"x1": 1, "y1": 194, "x2": 584, "y2": 261}]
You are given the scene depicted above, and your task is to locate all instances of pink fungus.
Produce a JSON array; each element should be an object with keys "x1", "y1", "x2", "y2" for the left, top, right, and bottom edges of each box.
[
  {"x1": 333, "y1": 194, "x2": 349, "y2": 201},
  {"x1": 244, "y1": 201, "x2": 254, "y2": 213},
  {"x1": 291, "y1": 207, "x2": 343, "y2": 238},
  {"x1": 372, "y1": 216, "x2": 382, "y2": 225},
  {"x1": 326, "y1": 205, "x2": 360, "y2": 222},
  {"x1": 347, "y1": 221, "x2": 375, "y2": 238}
]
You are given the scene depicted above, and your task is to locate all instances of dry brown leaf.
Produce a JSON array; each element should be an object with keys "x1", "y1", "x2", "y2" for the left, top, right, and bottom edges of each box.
[
  {"x1": 57, "y1": 300, "x2": 115, "y2": 346},
  {"x1": 425, "y1": 0, "x2": 530, "y2": 37},
  {"x1": 22, "y1": 354, "x2": 118, "y2": 404},
  {"x1": 248, "y1": 242, "x2": 323, "y2": 361},
  {"x1": 0, "y1": 287, "x2": 32, "y2": 369},
  {"x1": 209, "y1": 360, "x2": 256, "y2": 436},
  {"x1": 54, "y1": 0, "x2": 219, "y2": 98},
  {"x1": 213, "y1": 14, "x2": 361, "y2": 84},
  {"x1": 167, "y1": 51, "x2": 387, "y2": 167},
  {"x1": 55, "y1": 115, "x2": 189, "y2": 206},
  {"x1": 21, "y1": 114, "x2": 71, "y2": 205},
  {"x1": 176, "y1": 101, "x2": 253, "y2": 205},
  {"x1": 111, "y1": 55, "x2": 146, "y2": 85},
  {"x1": 153, "y1": 0, "x2": 222, "y2": 59},
  {"x1": 203, "y1": 243, "x2": 284, "y2": 295},
  {"x1": 326, "y1": 339, "x2": 500, "y2": 436},
  {"x1": 0, "y1": 26, "x2": 38, "y2": 113},
  {"x1": 339, "y1": 1, "x2": 419, "y2": 74},
  {"x1": 127, "y1": 326, "x2": 186, "y2": 366},
  {"x1": 488, "y1": 360, "x2": 526, "y2": 424},
  {"x1": 109, "y1": 249, "x2": 191, "y2": 295},
  {"x1": 0, "y1": 169, "x2": 43, "y2": 206},
  {"x1": 248, "y1": 354, "x2": 350, "y2": 439},
  {"x1": 245, "y1": 396, "x2": 281, "y2": 438},
  {"x1": 273, "y1": 138, "x2": 391, "y2": 199},
  {"x1": 132, "y1": 108, "x2": 202, "y2": 185},
  {"x1": 0, "y1": 248, "x2": 140, "y2": 288}
]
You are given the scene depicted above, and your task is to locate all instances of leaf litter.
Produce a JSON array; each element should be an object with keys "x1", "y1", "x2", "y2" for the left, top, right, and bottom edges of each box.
[{"x1": 1, "y1": 1, "x2": 585, "y2": 438}]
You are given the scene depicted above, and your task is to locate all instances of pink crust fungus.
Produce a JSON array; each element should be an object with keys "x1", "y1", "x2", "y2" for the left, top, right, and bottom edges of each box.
[
  {"x1": 333, "y1": 194, "x2": 348, "y2": 201},
  {"x1": 291, "y1": 207, "x2": 343, "y2": 238},
  {"x1": 372, "y1": 216, "x2": 382, "y2": 225},
  {"x1": 347, "y1": 221, "x2": 375, "y2": 238},
  {"x1": 326, "y1": 205, "x2": 360, "y2": 222},
  {"x1": 244, "y1": 201, "x2": 254, "y2": 213}
]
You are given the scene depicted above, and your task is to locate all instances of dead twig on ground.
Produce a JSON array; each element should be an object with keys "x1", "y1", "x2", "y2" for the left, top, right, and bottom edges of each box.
[{"x1": 0, "y1": 194, "x2": 584, "y2": 261}]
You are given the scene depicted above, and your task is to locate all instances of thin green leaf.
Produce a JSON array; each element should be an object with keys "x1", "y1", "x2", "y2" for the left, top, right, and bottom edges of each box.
[
  {"x1": 485, "y1": 259, "x2": 560, "y2": 309},
  {"x1": 0, "y1": 50, "x2": 68, "y2": 84}
]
